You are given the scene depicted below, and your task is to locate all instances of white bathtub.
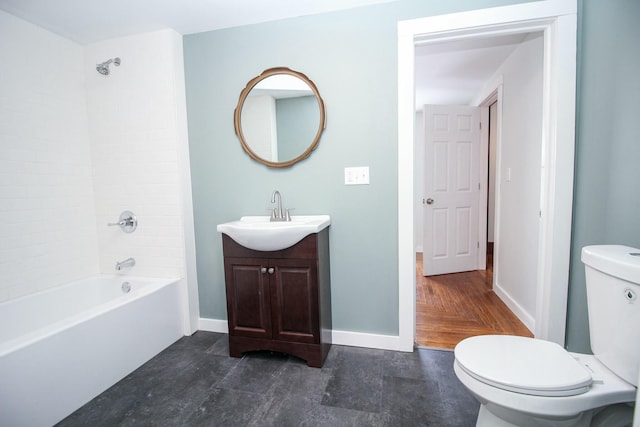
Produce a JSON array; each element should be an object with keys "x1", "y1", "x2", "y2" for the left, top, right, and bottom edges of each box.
[{"x1": 0, "y1": 275, "x2": 184, "y2": 427}]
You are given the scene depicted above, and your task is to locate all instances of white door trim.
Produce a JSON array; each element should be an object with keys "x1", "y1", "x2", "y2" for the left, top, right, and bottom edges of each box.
[
  {"x1": 397, "y1": 0, "x2": 577, "y2": 351},
  {"x1": 475, "y1": 82, "x2": 502, "y2": 272}
]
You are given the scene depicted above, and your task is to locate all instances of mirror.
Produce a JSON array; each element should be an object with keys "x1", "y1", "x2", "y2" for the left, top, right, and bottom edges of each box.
[{"x1": 234, "y1": 67, "x2": 326, "y2": 168}]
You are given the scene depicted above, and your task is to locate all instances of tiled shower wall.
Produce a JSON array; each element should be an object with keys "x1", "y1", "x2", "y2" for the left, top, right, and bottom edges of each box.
[
  {"x1": 0, "y1": 11, "x2": 100, "y2": 301},
  {"x1": 84, "y1": 30, "x2": 189, "y2": 280},
  {"x1": 0, "y1": 11, "x2": 193, "y2": 306}
]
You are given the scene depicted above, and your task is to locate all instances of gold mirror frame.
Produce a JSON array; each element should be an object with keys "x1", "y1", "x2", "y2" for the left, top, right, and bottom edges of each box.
[{"x1": 234, "y1": 67, "x2": 326, "y2": 168}]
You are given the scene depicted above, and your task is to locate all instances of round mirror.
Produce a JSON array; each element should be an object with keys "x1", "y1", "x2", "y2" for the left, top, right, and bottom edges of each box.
[{"x1": 234, "y1": 67, "x2": 326, "y2": 168}]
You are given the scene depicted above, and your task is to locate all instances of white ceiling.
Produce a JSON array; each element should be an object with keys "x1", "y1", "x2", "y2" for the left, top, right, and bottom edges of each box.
[
  {"x1": 0, "y1": 0, "x2": 397, "y2": 44},
  {"x1": 0, "y1": 1, "x2": 532, "y2": 109},
  {"x1": 415, "y1": 33, "x2": 529, "y2": 108}
]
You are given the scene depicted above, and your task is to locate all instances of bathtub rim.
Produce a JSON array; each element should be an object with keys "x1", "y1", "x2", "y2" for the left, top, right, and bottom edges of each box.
[{"x1": 0, "y1": 275, "x2": 181, "y2": 357}]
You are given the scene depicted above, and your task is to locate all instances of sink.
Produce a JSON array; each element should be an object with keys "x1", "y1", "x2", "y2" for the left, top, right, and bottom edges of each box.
[{"x1": 217, "y1": 215, "x2": 331, "y2": 251}]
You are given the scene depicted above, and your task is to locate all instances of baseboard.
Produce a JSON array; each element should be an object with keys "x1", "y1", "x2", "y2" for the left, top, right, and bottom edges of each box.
[
  {"x1": 197, "y1": 318, "x2": 405, "y2": 351},
  {"x1": 198, "y1": 318, "x2": 228, "y2": 333},
  {"x1": 492, "y1": 283, "x2": 535, "y2": 332},
  {"x1": 331, "y1": 329, "x2": 404, "y2": 351}
]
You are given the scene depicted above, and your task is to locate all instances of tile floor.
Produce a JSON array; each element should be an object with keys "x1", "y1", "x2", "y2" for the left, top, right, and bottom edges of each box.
[{"x1": 57, "y1": 332, "x2": 479, "y2": 426}]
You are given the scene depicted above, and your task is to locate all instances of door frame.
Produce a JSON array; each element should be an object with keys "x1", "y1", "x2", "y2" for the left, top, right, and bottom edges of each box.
[
  {"x1": 397, "y1": 0, "x2": 577, "y2": 351},
  {"x1": 476, "y1": 83, "x2": 503, "y2": 273}
]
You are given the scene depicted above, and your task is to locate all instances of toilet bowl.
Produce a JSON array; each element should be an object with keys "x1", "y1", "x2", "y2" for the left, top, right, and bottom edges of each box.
[
  {"x1": 454, "y1": 245, "x2": 640, "y2": 427},
  {"x1": 454, "y1": 335, "x2": 636, "y2": 426}
]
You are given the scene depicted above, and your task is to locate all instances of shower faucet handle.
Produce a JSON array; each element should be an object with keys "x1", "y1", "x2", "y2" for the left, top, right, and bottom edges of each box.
[{"x1": 108, "y1": 210, "x2": 137, "y2": 233}]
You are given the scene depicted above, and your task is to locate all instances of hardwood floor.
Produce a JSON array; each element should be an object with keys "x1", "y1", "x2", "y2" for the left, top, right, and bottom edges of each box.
[{"x1": 416, "y1": 251, "x2": 532, "y2": 349}]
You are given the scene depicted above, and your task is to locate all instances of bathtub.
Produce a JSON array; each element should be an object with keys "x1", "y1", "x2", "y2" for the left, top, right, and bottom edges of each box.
[{"x1": 0, "y1": 275, "x2": 184, "y2": 427}]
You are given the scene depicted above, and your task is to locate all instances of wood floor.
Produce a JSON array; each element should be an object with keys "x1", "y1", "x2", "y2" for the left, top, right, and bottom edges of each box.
[{"x1": 416, "y1": 251, "x2": 532, "y2": 349}]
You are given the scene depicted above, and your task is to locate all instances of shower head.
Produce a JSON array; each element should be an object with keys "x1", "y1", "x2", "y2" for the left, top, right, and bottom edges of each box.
[{"x1": 96, "y1": 57, "x2": 121, "y2": 75}]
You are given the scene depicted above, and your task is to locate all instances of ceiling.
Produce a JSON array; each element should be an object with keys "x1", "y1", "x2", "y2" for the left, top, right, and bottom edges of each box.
[
  {"x1": 415, "y1": 33, "x2": 529, "y2": 108},
  {"x1": 0, "y1": 0, "x2": 532, "y2": 109},
  {"x1": 0, "y1": 0, "x2": 397, "y2": 44}
]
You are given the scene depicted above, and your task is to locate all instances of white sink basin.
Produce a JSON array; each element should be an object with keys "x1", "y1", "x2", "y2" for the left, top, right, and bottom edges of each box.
[{"x1": 217, "y1": 215, "x2": 331, "y2": 251}]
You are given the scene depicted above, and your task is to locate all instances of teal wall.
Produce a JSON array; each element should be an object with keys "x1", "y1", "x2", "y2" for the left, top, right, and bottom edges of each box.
[
  {"x1": 566, "y1": 0, "x2": 640, "y2": 352},
  {"x1": 184, "y1": 0, "x2": 640, "y2": 344},
  {"x1": 276, "y1": 95, "x2": 318, "y2": 161}
]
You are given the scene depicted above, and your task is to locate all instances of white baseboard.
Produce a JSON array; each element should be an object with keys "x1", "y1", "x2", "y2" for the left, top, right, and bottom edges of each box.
[
  {"x1": 197, "y1": 318, "x2": 406, "y2": 351},
  {"x1": 493, "y1": 282, "x2": 535, "y2": 332},
  {"x1": 331, "y1": 329, "x2": 404, "y2": 351},
  {"x1": 198, "y1": 317, "x2": 228, "y2": 333}
]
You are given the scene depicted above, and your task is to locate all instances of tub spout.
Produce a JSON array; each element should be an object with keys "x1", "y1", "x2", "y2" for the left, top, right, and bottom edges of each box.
[{"x1": 115, "y1": 257, "x2": 135, "y2": 271}]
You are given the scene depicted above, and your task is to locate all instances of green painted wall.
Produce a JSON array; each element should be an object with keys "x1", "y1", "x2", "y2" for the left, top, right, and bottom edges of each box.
[
  {"x1": 184, "y1": 0, "x2": 640, "y2": 344},
  {"x1": 184, "y1": 4, "x2": 407, "y2": 335},
  {"x1": 566, "y1": 0, "x2": 640, "y2": 352},
  {"x1": 276, "y1": 95, "x2": 318, "y2": 161}
]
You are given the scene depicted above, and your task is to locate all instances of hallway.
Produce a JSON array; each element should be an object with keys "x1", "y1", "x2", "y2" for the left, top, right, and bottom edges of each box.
[{"x1": 415, "y1": 252, "x2": 532, "y2": 349}]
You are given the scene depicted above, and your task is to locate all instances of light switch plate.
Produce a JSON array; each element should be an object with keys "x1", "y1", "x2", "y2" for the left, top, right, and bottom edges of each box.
[{"x1": 344, "y1": 166, "x2": 370, "y2": 185}]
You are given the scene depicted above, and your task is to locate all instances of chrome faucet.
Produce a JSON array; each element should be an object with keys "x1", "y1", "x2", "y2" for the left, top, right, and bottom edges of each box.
[
  {"x1": 270, "y1": 190, "x2": 292, "y2": 222},
  {"x1": 115, "y1": 257, "x2": 135, "y2": 271}
]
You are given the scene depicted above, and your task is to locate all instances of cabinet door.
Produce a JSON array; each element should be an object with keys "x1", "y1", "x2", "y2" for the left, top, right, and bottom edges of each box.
[
  {"x1": 224, "y1": 258, "x2": 272, "y2": 339},
  {"x1": 270, "y1": 259, "x2": 319, "y2": 343}
]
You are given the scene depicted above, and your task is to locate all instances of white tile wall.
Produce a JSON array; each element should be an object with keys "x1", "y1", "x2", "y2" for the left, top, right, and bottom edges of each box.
[
  {"x1": 84, "y1": 30, "x2": 188, "y2": 279},
  {"x1": 0, "y1": 11, "x2": 99, "y2": 302},
  {"x1": 1, "y1": 11, "x2": 194, "y2": 308}
]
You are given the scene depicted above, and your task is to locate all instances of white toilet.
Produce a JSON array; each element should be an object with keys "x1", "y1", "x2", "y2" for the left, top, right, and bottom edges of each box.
[{"x1": 454, "y1": 245, "x2": 639, "y2": 427}]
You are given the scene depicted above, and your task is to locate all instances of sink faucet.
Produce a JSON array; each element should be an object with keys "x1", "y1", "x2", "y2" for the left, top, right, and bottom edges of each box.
[
  {"x1": 270, "y1": 190, "x2": 292, "y2": 222},
  {"x1": 115, "y1": 257, "x2": 135, "y2": 271}
]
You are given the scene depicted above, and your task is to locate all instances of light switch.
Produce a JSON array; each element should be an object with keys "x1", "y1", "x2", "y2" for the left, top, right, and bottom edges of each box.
[{"x1": 344, "y1": 166, "x2": 370, "y2": 185}]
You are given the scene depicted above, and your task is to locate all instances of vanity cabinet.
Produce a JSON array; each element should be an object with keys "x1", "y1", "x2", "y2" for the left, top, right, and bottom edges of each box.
[{"x1": 221, "y1": 228, "x2": 331, "y2": 367}]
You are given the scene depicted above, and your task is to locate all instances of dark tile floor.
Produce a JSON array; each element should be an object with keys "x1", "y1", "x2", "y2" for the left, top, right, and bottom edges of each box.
[{"x1": 57, "y1": 332, "x2": 479, "y2": 426}]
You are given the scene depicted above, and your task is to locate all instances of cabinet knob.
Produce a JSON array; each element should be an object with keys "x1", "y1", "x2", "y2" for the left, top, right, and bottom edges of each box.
[
  {"x1": 268, "y1": 268, "x2": 275, "y2": 274},
  {"x1": 261, "y1": 267, "x2": 267, "y2": 273}
]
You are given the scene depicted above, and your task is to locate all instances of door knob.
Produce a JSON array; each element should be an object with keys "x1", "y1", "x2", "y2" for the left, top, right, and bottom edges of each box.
[
  {"x1": 268, "y1": 268, "x2": 275, "y2": 274},
  {"x1": 425, "y1": 198, "x2": 434, "y2": 205}
]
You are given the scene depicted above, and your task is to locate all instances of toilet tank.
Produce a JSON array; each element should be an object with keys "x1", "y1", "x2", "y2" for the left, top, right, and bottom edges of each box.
[{"x1": 582, "y1": 245, "x2": 640, "y2": 386}]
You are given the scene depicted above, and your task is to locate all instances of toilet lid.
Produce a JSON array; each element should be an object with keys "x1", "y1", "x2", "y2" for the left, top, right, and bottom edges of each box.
[{"x1": 455, "y1": 335, "x2": 593, "y2": 397}]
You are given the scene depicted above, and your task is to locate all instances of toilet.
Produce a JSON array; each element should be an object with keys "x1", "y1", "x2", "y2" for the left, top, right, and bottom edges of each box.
[{"x1": 454, "y1": 245, "x2": 639, "y2": 427}]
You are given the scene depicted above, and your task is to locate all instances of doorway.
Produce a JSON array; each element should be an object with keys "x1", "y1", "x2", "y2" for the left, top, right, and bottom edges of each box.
[
  {"x1": 417, "y1": 93, "x2": 533, "y2": 349},
  {"x1": 397, "y1": 1, "x2": 578, "y2": 352}
]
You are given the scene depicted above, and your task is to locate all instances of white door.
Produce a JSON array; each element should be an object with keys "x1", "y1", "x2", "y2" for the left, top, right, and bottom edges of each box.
[{"x1": 423, "y1": 104, "x2": 480, "y2": 276}]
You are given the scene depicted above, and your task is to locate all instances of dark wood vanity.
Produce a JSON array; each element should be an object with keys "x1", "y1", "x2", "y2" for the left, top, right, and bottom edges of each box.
[{"x1": 221, "y1": 229, "x2": 331, "y2": 367}]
